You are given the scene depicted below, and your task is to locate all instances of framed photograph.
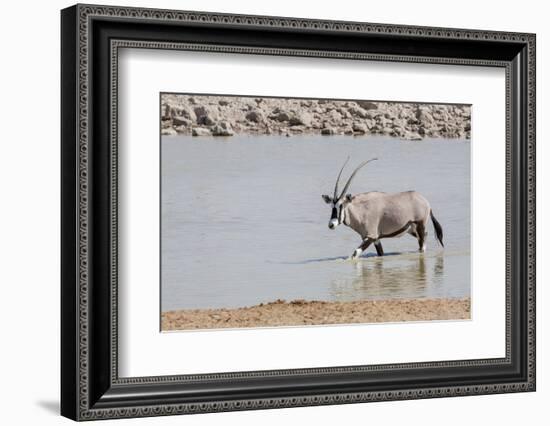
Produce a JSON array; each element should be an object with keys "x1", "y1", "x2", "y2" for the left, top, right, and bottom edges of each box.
[{"x1": 61, "y1": 4, "x2": 536, "y2": 421}]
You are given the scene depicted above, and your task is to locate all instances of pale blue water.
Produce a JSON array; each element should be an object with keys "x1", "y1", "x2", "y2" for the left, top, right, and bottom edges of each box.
[{"x1": 161, "y1": 135, "x2": 470, "y2": 311}]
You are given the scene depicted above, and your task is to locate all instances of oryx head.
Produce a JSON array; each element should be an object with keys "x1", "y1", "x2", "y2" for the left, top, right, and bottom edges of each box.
[{"x1": 322, "y1": 157, "x2": 377, "y2": 229}]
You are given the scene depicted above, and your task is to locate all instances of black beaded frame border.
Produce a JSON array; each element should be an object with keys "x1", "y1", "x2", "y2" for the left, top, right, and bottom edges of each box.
[
  {"x1": 62, "y1": 3, "x2": 536, "y2": 421},
  {"x1": 110, "y1": 40, "x2": 511, "y2": 383}
]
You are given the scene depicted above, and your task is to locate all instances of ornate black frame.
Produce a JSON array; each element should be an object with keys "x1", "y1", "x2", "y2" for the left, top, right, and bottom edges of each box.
[{"x1": 61, "y1": 4, "x2": 536, "y2": 421}]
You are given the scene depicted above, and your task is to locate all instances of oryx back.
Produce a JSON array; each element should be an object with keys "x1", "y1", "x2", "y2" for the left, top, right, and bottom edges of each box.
[{"x1": 345, "y1": 191, "x2": 431, "y2": 240}]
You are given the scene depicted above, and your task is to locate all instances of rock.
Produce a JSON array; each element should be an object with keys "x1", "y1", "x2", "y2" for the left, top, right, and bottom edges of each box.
[
  {"x1": 392, "y1": 118, "x2": 407, "y2": 129},
  {"x1": 270, "y1": 109, "x2": 292, "y2": 122},
  {"x1": 321, "y1": 128, "x2": 336, "y2": 135},
  {"x1": 192, "y1": 127, "x2": 211, "y2": 136},
  {"x1": 366, "y1": 109, "x2": 383, "y2": 119},
  {"x1": 211, "y1": 121, "x2": 234, "y2": 136},
  {"x1": 426, "y1": 129, "x2": 440, "y2": 138},
  {"x1": 392, "y1": 128, "x2": 405, "y2": 137},
  {"x1": 348, "y1": 106, "x2": 368, "y2": 118},
  {"x1": 365, "y1": 119, "x2": 375, "y2": 130},
  {"x1": 343, "y1": 127, "x2": 354, "y2": 135},
  {"x1": 245, "y1": 109, "x2": 265, "y2": 123},
  {"x1": 170, "y1": 106, "x2": 195, "y2": 122},
  {"x1": 352, "y1": 122, "x2": 368, "y2": 134},
  {"x1": 402, "y1": 131, "x2": 423, "y2": 141},
  {"x1": 205, "y1": 116, "x2": 217, "y2": 126},
  {"x1": 416, "y1": 107, "x2": 435, "y2": 125},
  {"x1": 378, "y1": 117, "x2": 391, "y2": 128},
  {"x1": 327, "y1": 109, "x2": 343, "y2": 124},
  {"x1": 162, "y1": 104, "x2": 172, "y2": 119},
  {"x1": 174, "y1": 126, "x2": 190, "y2": 133},
  {"x1": 398, "y1": 108, "x2": 413, "y2": 120},
  {"x1": 172, "y1": 116, "x2": 192, "y2": 127},
  {"x1": 357, "y1": 101, "x2": 378, "y2": 110},
  {"x1": 311, "y1": 121, "x2": 323, "y2": 129},
  {"x1": 161, "y1": 128, "x2": 177, "y2": 136},
  {"x1": 289, "y1": 112, "x2": 313, "y2": 127},
  {"x1": 162, "y1": 95, "x2": 470, "y2": 140},
  {"x1": 194, "y1": 105, "x2": 219, "y2": 125}
]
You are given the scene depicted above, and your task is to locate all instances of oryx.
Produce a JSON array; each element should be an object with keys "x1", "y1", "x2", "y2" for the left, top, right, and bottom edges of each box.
[{"x1": 322, "y1": 158, "x2": 444, "y2": 259}]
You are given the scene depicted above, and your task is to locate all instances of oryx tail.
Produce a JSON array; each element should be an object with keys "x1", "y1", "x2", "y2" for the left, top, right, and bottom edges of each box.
[{"x1": 430, "y1": 210, "x2": 444, "y2": 247}]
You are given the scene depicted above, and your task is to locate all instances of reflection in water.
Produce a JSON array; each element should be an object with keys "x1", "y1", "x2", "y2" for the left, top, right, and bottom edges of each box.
[{"x1": 330, "y1": 254, "x2": 445, "y2": 301}]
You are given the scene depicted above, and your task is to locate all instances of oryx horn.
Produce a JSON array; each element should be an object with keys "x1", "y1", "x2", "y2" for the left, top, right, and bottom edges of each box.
[
  {"x1": 333, "y1": 156, "x2": 350, "y2": 200},
  {"x1": 337, "y1": 158, "x2": 378, "y2": 201}
]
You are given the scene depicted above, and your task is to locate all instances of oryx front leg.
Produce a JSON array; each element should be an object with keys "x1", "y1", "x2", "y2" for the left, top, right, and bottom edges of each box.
[
  {"x1": 374, "y1": 240, "x2": 384, "y2": 256},
  {"x1": 350, "y1": 238, "x2": 373, "y2": 260}
]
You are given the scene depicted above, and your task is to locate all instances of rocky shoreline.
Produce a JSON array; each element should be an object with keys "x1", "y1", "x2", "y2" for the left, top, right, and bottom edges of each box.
[
  {"x1": 161, "y1": 297, "x2": 471, "y2": 331},
  {"x1": 161, "y1": 94, "x2": 471, "y2": 140}
]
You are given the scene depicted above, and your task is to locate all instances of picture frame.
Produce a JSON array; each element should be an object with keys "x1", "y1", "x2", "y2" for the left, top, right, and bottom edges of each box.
[{"x1": 60, "y1": 3, "x2": 536, "y2": 421}]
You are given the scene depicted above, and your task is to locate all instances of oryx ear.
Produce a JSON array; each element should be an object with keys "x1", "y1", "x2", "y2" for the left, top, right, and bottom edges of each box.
[
  {"x1": 345, "y1": 194, "x2": 352, "y2": 202},
  {"x1": 322, "y1": 195, "x2": 333, "y2": 204}
]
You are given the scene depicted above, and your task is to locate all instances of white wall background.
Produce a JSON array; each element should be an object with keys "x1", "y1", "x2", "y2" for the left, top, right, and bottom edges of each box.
[{"x1": 0, "y1": 0, "x2": 546, "y2": 424}]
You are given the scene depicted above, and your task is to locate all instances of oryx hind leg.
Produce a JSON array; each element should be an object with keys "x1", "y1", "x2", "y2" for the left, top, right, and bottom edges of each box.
[
  {"x1": 416, "y1": 221, "x2": 427, "y2": 252},
  {"x1": 350, "y1": 238, "x2": 374, "y2": 260}
]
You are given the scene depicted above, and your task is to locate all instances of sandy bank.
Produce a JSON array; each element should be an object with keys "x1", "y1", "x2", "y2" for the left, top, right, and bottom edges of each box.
[
  {"x1": 161, "y1": 297, "x2": 470, "y2": 331},
  {"x1": 161, "y1": 94, "x2": 471, "y2": 140}
]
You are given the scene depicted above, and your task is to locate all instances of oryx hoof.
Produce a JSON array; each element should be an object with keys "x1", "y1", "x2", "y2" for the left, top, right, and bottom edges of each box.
[{"x1": 350, "y1": 249, "x2": 362, "y2": 260}]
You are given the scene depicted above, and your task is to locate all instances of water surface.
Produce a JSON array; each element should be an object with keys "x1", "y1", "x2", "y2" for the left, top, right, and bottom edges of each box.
[{"x1": 161, "y1": 135, "x2": 470, "y2": 311}]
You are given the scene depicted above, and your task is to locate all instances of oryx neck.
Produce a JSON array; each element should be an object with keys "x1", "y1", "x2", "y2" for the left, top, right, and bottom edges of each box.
[{"x1": 340, "y1": 203, "x2": 351, "y2": 226}]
